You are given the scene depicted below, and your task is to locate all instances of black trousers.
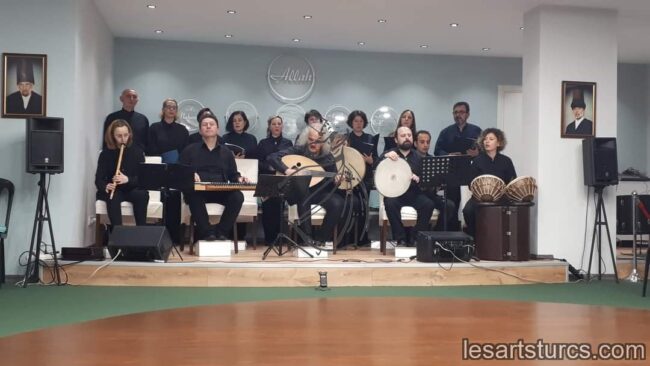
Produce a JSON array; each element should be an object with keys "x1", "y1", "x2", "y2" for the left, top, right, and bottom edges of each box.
[
  {"x1": 163, "y1": 189, "x2": 182, "y2": 244},
  {"x1": 423, "y1": 190, "x2": 458, "y2": 231},
  {"x1": 261, "y1": 197, "x2": 283, "y2": 245},
  {"x1": 97, "y1": 189, "x2": 149, "y2": 226},
  {"x1": 184, "y1": 190, "x2": 244, "y2": 240},
  {"x1": 384, "y1": 189, "x2": 434, "y2": 242},
  {"x1": 297, "y1": 186, "x2": 348, "y2": 242}
]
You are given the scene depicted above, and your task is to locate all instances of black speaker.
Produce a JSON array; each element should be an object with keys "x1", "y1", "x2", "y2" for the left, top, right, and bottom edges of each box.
[
  {"x1": 582, "y1": 137, "x2": 618, "y2": 187},
  {"x1": 107, "y1": 226, "x2": 172, "y2": 262},
  {"x1": 26, "y1": 117, "x2": 64, "y2": 174},
  {"x1": 416, "y1": 231, "x2": 474, "y2": 263},
  {"x1": 616, "y1": 195, "x2": 650, "y2": 235}
]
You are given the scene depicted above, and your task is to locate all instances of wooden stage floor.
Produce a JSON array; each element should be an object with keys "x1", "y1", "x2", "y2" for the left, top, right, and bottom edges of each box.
[
  {"x1": 49, "y1": 245, "x2": 568, "y2": 287},
  {"x1": 1, "y1": 297, "x2": 647, "y2": 365}
]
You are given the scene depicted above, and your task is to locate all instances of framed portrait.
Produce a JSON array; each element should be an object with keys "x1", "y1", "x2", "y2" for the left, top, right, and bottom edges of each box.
[
  {"x1": 2, "y1": 53, "x2": 47, "y2": 118},
  {"x1": 561, "y1": 80, "x2": 596, "y2": 138}
]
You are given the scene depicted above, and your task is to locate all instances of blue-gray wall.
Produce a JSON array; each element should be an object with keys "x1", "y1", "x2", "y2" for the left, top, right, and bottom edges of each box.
[
  {"x1": 618, "y1": 63, "x2": 649, "y2": 173},
  {"x1": 114, "y1": 38, "x2": 523, "y2": 140}
]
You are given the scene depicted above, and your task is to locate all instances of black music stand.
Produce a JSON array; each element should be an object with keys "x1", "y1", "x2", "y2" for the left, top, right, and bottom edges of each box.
[
  {"x1": 255, "y1": 174, "x2": 313, "y2": 260},
  {"x1": 139, "y1": 163, "x2": 195, "y2": 260},
  {"x1": 420, "y1": 155, "x2": 472, "y2": 230}
]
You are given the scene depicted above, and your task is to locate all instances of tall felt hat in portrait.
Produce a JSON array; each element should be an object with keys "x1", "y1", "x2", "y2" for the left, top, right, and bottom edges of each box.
[{"x1": 16, "y1": 59, "x2": 35, "y2": 84}]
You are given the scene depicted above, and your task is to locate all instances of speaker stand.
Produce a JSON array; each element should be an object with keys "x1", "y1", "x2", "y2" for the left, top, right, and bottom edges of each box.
[
  {"x1": 22, "y1": 173, "x2": 62, "y2": 287},
  {"x1": 586, "y1": 186, "x2": 619, "y2": 282}
]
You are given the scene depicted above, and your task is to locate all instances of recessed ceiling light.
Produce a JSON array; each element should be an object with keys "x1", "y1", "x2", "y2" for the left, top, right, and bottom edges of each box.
[
  {"x1": 303, "y1": 15, "x2": 312, "y2": 19},
  {"x1": 357, "y1": 41, "x2": 366, "y2": 46},
  {"x1": 420, "y1": 45, "x2": 429, "y2": 48},
  {"x1": 482, "y1": 47, "x2": 490, "y2": 51},
  {"x1": 226, "y1": 10, "x2": 236, "y2": 14},
  {"x1": 154, "y1": 29, "x2": 163, "y2": 34},
  {"x1": 292, "y1": 38, "x2": 301, "y2": 42},
  {"x1": 450, "y1": 23, "x2": 459, "y2": 28},
  {"x1": 224, "y1": 34, "x2": 233, "y2": 38},
  {"x1": 378, "y1": 19, "x2": 387, "y2": 23},
  {"x1": 146, "y1": 5, "x2": 156, "y2": 9},
  {"x1": 520, "y1": 26, "x2": 525, "y2": 30}
]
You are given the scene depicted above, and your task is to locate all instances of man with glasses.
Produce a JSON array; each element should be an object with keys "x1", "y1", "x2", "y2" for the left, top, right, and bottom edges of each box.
[{"x1": 433, "y1": 101, "x2": 482, "y2": 230}]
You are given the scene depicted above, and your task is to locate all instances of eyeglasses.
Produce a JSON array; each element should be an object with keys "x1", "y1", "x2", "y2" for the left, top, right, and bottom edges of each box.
[{"x1": 164, "y1": 105, "x2": 178, "y2": 110}]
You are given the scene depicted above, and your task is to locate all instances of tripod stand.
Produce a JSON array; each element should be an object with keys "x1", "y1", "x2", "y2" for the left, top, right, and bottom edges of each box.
[
  {"x1": 22, "y1": 173, "x2": 61, "y2": 287},
  {"x1": 257, "y1": 175, "x2": 313, "y2": 260},
  {"x1": 586, "y1": 185, "x2": 619, "y2": 282}
]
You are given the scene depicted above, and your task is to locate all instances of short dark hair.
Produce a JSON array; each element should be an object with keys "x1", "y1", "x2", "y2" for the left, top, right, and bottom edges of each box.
[
  {"x1": 226, "y1": 111, "x2": 250, "y2": 132},
  {"x1": 198, "y1": 113, "x2": 219, "y2": 127},
  {"x1": 415, "y1": 130, "x2": 431, "y2": 141},
  {"x1": 478, "y1": 127, "x2": 507, "y2": 152},
  {"x1": 346, "y1": 110, "x2": 368, "y2": 128},
  {"x1": 304, "y1": 109, "x2": 323, "y2": 124},
  {"x1": 453, "y1": 101, "x2": 470, "y2": 113},
  {"x1": 196, "y1": 107, "x2": 214, "y2": 121}
]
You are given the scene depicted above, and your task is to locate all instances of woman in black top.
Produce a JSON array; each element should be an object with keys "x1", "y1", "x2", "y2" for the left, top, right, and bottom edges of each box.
[
  {"x1": 95, "y1": 119, "x2": 149, "y2": 227},
  {"x1": 462, "y1": 128, "x2": 517, "y2": 236},
  {"x1": 222, "y1": 111, "x2": 258, "y2": 159},
  {"x1": 257, "y1": 116, "x2": 293, "y2": 245},
  {"x1": 147, "y1": 98, "x2": 189, "y2": 161},
  {"x1": 381, "y1": 109, "x2": 418, "y2": 155}
]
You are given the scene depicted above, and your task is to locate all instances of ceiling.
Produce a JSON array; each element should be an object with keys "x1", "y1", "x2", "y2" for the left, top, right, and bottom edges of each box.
[{"x1": 94, "y1": 0, "x2": 650, "y2": 63}]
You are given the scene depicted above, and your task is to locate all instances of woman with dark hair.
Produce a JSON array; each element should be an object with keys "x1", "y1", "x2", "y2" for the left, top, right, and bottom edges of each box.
[
  {"x1": 257, "y1": 116, "x2": 293, "y2": 245},
  {"x1": 95, "y1": 119, "x2": 149, "y2": 228},
  {"x1": 222, "y1": 110, "x2": 258, "y2": 159},
  {"x1": 382, "y1": 109, "x2": 418, "y2": 154},
  {"x1": 462, "y1": 127, "x2": 517, "y2": 236},
  {"x1": 304, "y1": 109, "x2": 323, "y2": 126},
  {"x1": 345, "y1": 110, "x2": 376, "y2": 246}
]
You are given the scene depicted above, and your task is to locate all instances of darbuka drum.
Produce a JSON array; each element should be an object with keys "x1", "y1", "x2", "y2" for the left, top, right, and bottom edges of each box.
[
  {"x1": 335, "y1": 146, "x2": 366, "y2": 190},
  {"x1": 375, "y1": 158, "x2": 411, "y2": 198},
  {"x1": 470, "y1": 175, "x2": 505, "y2": 202},
  {"x1": 505, "y1": 176, "x2": 537, "y2": 202}
]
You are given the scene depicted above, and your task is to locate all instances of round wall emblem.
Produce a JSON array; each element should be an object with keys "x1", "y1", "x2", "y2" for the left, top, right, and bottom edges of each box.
[{"x1": 267, "y1": 55, "x2": 315, "y2": 103}]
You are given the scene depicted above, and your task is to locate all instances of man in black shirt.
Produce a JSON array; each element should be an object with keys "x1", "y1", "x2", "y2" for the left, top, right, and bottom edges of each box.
[
  {"x1": 103, "y1": 89, "x2": 149, "y2": 151},
  {"x1": 180, "y1": 114, "x2": 249, "y2": 241},
  {"x1": 381, "y1": 127, "x2": 435, "y2": 246},
  {"x1": 433, "y1": 101, "x2": 482, "y2": 221}
]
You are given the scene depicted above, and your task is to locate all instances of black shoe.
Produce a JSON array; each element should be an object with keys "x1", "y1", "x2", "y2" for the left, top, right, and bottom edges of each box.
[
  {"x1": 396, "y1": 240, "x2": 408, "y2": 247},
  {"x1": 215, "y1": 234, "x2": 228, "y2": 240},
  {"x1": 204, "y1": 234, "x2": 217, "y2": 241}
]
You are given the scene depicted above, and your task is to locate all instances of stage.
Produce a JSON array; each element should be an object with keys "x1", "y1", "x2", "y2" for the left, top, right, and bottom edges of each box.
[{"x1": 45, "y1": 244, "x2": 568, "y2": 287}]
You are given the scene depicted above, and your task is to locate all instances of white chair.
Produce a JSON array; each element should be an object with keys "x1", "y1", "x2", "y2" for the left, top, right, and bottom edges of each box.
[
  {"x1": 378, "y1": 194, "x2": 439, "y2": 255},
  {"x1": 181, "y1": 158, "x2": 259, "y2": 254},
  {"x1": 95, "y1": 156, "x2": 164, "y2": 245}
]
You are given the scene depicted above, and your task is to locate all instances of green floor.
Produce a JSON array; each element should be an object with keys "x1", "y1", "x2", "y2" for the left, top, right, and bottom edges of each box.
[{"x1": 0, "y1": 280, "x2": 648, "y2": 338}]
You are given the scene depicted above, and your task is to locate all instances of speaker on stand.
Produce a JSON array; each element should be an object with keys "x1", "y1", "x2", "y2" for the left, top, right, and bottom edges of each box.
[
  {"x1": 582, "y1": 137, "x2": 619, "y2": 282},
  {"x1": 21, "y1": 117, "x2": 64, "y2": 287}
]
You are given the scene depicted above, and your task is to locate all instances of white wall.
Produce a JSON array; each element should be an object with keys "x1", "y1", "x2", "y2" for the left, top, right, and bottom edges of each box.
[
  {"x1": 617, "y1": 64, "x2": 648, "y2": 173},
  {"x1": 523, "y1": 6, "x2": 618, "y2": 273},
  {"x1": 0, "y1": 0, "x2": 113, "y2": 276}
]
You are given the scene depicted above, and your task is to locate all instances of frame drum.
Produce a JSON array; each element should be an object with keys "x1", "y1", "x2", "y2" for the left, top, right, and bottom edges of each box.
[{"x1": 374, "y1": 158, "x2": 411, "y2": 198}]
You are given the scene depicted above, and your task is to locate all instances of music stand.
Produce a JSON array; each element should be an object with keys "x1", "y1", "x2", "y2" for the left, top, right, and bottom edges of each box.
[
  {"x1": 139, "y1": 163, "x2": 195, "y2": 260},
  {"x1": 255, "y1": 174, "x2": 313, "y2": 260},
  {"x1": 420, "y1": 155, "x2": 473, "y2": 230}
]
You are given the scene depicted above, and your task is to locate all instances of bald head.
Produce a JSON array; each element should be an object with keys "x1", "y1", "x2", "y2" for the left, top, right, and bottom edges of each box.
[{"x1": 119, "y1": 89, "x2": 139, "y2": 111}]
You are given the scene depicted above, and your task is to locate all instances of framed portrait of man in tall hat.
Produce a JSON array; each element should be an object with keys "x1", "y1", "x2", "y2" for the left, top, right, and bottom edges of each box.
[
  {"x1": 561, "y1": 80, "x2": 596, "y2": 138},
  {"x1": 2, "y1": 53, "x2": 47, "y2": 118}
]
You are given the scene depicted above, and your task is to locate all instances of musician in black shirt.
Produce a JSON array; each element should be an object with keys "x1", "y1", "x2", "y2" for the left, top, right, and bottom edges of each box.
[
  {"x1": 180, "y1": 114, "x2": 249, "y2": 241},
  {"x1": 462, "y1": 128, "x2": 517, "y2": 236},
  {"x1": 257, "y1": 116, "x2": 293, "y2": 245},
  {"x1": 380, "y1": 127, "x2": 435, "y2": 246},
  {"x1": 268, "y1": 123, "x2": 351, "y2": 245},
  {"x1": 102, "y1": 89, "x2": 149, "y2": 151},
  {"x1": 95, "y1": 119, "x2": 149, "y2": 227}
]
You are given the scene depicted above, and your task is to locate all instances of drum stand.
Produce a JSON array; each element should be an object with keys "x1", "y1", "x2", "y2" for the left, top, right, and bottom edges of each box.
[
  {"x1": 625, "y1": 192, "x2": 641, "y2": 282},
  {"x1": 586, "y1": 186, "x2": 619, "y2": 282}
]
